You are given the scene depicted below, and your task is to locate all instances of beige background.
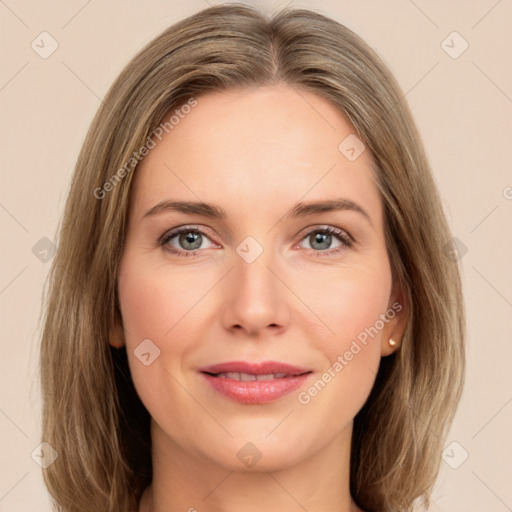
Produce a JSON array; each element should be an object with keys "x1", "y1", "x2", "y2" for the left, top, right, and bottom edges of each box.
[{"x1": 1, "y1": 0, "x2": 511, "y2": 510}]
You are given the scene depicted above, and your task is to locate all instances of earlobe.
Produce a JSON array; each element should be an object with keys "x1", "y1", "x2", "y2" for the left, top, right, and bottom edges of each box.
[
  {"x1": 380, "y1": 284, "x2": 409, "y2": 357},
  {"x1": 381, "y1": 336, "x2": 400, "y2": 357}
]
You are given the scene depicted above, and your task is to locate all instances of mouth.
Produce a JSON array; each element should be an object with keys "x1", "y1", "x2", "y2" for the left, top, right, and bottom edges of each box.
[
  {"x1": 208, "y1": 371, "x2": 306, "y2": 381},
  {"x1": 199, "y1": 361, "x2": 313, "y2": 404}
]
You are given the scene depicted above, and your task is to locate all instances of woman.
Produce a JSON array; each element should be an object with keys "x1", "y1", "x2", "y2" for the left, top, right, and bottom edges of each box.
[{"x1": 40, "y1": 4, "x2": 465, "y2": 511}]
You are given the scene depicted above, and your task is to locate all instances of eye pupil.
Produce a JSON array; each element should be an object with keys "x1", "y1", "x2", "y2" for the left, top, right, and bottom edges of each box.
[
  {"x1": 311, "y1": 232, "x2": 331, "y2": 250},
  {"x1": 180, "y1": 231, "x2": 202, "y2": 250}
]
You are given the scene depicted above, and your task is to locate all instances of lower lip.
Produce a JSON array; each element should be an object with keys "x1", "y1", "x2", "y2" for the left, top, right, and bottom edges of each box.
[{"x1": 201, "y1": 373, "x2": 311, "y2": 404}]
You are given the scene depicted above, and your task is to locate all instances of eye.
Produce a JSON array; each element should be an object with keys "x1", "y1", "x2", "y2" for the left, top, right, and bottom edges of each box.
[
  {"x1": 159, "y1": 224, "x2": 354, "y2": 258},
  {"x1": 297, "y1": 226, "x2": 353, "y2": 256},
  {"x1": 159, "y1": 226, "x2": 217, "y2": 257}
]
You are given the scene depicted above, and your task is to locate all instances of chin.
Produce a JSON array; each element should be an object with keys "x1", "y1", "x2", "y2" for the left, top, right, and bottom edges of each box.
[{"x1": 186, "y1": 427, "x2": 317, "y2": 473}]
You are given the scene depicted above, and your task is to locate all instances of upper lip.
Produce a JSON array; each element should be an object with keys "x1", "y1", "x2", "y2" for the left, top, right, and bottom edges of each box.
[{"x1": 200, "y1": 360, "x2": 312, "y2": 376}]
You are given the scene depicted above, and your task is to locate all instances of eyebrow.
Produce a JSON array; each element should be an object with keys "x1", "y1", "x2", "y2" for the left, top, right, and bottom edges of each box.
[{"x1": 141, "y1": 197, "x2": 373, "y2": 227}]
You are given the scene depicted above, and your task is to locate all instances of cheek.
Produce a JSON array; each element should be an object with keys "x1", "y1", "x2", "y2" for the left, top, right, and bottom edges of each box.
[
  {"x1": 298, "y1": 261, "x2": 392, "y2": 348},
  {"x1": 116, "y1": 250, "x2": 226, "y2": 399},
  {"x1": 116, "y1": 254, "x2": 184, "y2": 385},
  {"x1": 332, "y1": 277, "x2": 390, "y2": 350},
  {"x1": 117, "y1": 253, "x2": 205, "y2": 343},
  {"x1": 295, "y1": 263, "x2": 391, "y2": 405}
]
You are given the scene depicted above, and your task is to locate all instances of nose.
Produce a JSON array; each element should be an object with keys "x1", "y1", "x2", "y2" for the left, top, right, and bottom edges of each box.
[{"x1": 221, "y1": 249, "x2": 290, "y2": 337}]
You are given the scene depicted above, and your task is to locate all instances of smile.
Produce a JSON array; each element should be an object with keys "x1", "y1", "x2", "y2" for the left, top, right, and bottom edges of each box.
[
  {"x1": 214, "y1": 372, "x2": 290, "y2": 381},
  {"x1": 199, "y1": 361, "x2": 313, "y2": 404}
]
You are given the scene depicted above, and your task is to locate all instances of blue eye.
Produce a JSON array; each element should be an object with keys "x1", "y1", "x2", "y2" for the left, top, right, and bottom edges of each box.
[
  {"x1": 159, "y1": 227, "x2": 216, "y2": 257},
  {"x1": 159, "y1": 225, "x2": 354, "y2": 258},
  {"x1": 298, "y1": 226, "x2": 353, "y2": 255}
]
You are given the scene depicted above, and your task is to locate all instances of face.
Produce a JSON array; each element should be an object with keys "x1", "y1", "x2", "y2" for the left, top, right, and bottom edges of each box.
[{"x1": 114, "y1": 84, "x2": 406, "y2": 472}]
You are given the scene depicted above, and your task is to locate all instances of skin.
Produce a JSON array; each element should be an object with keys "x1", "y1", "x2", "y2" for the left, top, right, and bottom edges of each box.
[{"x1": 112, "y1": 84, "x2": 408, "y2": 512}]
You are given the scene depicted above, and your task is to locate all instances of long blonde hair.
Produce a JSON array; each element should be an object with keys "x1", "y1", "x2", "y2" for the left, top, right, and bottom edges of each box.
[{"x1": 40, "y1": 4, "x2": 465, "y2": 511}]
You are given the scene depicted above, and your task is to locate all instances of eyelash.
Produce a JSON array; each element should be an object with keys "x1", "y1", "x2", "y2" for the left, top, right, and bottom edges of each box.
[{"x1": 158, "y1": 225, "x2": 354, "y2": 258}]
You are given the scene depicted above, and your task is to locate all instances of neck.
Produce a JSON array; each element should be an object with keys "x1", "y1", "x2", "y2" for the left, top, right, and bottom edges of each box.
[{"x1": 139, "y1": 419, "x2": 362, "y2": 512}]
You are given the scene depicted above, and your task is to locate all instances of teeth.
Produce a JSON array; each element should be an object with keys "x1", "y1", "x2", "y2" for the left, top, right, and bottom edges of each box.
[
  {"x1": 215, "y1": 372, "x2": 290, "y2": 381},
  {"x1": 256, "y1": 374, "x2": 275, "y2": 381}
]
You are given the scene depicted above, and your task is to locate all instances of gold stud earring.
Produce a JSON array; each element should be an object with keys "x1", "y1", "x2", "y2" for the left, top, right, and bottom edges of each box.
[{"x1": 389, "y1": 338, "x2": 397, "y2": 347}]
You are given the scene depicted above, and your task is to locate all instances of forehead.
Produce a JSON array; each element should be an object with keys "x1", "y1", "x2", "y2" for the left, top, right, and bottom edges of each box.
[{"x1": 129, "y1": 84, "x2": 382, "y2": 224}]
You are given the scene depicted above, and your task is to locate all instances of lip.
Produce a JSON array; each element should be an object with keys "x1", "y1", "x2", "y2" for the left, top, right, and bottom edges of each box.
[
  {"x1": 199, "y1": 360, "x2": 313, "y2": 404},
  {"x1": 200, "y1": 360, "x2": 310, "y2": 376}
]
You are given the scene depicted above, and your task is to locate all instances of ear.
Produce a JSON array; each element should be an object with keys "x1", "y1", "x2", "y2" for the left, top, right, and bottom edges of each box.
[
  {"x1": 109, "y1": 303, "x2": 126, "y2": 348},
  {"x1": 380, "y1": 281, "x2": 409, "y2": 357}
]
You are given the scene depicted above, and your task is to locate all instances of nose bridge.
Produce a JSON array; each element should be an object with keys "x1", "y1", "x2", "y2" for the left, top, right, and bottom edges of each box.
[
  {"x1": 222, "y1": 237, "x2": 289, "y2": 334},
  {"x1": 237, "y1": 249, "x2": 275, "y2": 299}
]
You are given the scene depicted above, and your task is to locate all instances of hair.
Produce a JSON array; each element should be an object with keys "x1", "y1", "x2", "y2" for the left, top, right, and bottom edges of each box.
[{"x1": 39, "y1": 3, "x2": 466, "y2": 512}]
